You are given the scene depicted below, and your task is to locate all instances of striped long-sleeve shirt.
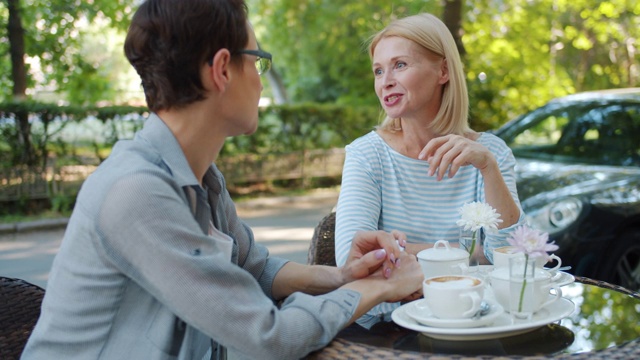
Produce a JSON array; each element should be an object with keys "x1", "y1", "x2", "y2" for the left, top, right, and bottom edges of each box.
[{"x1": 335, "y1": 131, "x2": 525, "y2": 327}]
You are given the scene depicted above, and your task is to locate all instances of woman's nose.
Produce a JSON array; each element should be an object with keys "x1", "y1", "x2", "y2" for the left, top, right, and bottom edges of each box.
[{"x1": 382, "y1": 72, "x2": 395, "y2": 88}]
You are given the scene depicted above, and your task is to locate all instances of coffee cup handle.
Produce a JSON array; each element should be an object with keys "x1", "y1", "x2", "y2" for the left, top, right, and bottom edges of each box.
[
  {"x1": 544, "y1": 254, "x2": 562, "y2": 273},
  {"x1": 461, "y1": 291, "x2": 482, "y2": 318},
  {"x1": 540, "y1": 285, "x2": 563, "y2": 309}
]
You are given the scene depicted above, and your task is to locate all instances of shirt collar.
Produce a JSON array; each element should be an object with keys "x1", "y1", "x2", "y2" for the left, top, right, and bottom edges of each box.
[{"x1": 136, "y1": 113, "x2": 201, "y2": 189}]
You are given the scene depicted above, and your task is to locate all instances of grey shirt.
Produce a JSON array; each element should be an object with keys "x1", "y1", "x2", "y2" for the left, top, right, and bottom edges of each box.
[{"x1": 22, "y1": 114, "x2": 359, "y2": 360}]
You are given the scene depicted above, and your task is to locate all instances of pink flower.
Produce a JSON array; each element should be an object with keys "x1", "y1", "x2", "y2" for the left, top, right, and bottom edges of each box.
[{"x1": 507, "y1": 225, "x2": 559, "y2": 261}]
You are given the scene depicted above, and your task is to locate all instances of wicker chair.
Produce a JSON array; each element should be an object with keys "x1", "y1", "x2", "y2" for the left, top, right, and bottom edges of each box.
[
  {"x1": 307, "y1": 212, "x2": 337, "y2": 266},
  {"x1": 0, "y1": 277, "x2": 45, "y2": 360}
]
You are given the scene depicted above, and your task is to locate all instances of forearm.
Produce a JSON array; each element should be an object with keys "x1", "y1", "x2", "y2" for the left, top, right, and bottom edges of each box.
[
  {"x1": 272, "y1": 262, "x2": 344, "y2": 299},
  {"x1": 480, "y1": 160, "x2": 520, "y2": 228}
]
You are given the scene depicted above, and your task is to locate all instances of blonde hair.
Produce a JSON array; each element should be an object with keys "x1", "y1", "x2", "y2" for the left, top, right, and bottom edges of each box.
[{"x1": 368, "y1": 13, "x2": 469, "y2": 135}]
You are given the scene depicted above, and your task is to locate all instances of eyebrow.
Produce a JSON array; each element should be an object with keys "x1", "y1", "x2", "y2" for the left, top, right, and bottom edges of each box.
[{"x1": 372, "y1": 55, "x2": 411, "y2": 68}]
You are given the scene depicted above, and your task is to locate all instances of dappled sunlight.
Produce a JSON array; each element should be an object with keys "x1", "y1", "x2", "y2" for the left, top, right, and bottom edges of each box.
[{"x1": 251, "y1": 226, "x2": 314, "y2": 242}]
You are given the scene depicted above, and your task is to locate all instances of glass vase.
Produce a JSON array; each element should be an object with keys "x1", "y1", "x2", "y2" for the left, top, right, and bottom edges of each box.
[{"x1": 509, "y1": 255, "x2": 536, "y2": 321}]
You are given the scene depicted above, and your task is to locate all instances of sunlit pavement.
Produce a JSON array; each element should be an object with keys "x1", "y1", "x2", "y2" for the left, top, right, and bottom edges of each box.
[{"x1": 0, "y1": 189, "x2": 339, "y2": 289}]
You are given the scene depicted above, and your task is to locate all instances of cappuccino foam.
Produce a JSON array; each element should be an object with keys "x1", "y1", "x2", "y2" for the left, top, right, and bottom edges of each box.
[{"x1": 427, "y1": 276, "x2": 480, "y2": 288}]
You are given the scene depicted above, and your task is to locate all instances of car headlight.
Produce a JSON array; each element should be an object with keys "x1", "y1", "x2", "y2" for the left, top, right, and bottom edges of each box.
[{"x1": 525, "y1": 197, "x2": 583, "y2": 235}]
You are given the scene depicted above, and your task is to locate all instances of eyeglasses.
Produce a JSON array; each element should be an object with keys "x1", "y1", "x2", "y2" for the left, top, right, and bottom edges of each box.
[{"x1": 236, "y1": 49, "x2": 272, "y2": 75}]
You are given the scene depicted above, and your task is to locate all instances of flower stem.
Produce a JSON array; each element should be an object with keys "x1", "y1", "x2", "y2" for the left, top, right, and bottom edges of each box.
[
  {"x1": 468, "y1": 231, "x2": 476, "y2": 258},
  {"x1": 518, "y1": 254, "x2": 529, "y2": 312}
]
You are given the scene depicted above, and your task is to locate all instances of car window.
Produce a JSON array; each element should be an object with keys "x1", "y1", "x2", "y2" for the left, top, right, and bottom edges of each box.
[{"x1": 509, "y1": 103, "x2": 640, "y2": 166}]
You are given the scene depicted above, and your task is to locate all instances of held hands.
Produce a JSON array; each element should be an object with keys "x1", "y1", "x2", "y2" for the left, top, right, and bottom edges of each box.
[
  {"x1": 341, "y1": 231, "x2": 424, "y2": 306},
  {"x1": 342, "y1": 230, "x2": 407, "y2": 283},
  {"x1": 418, "y1": 134, "x2": 496, "y2": 181}
]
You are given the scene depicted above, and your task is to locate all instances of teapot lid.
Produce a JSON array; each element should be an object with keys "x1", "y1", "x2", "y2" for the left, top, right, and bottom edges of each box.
[{"x1": 417, "y1": 240, "x2": 469, "y2": 261}]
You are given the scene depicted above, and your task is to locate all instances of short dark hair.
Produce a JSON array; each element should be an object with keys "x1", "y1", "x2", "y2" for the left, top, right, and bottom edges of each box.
[{"x1": 124, "y1": 0, "x2": 249, "y2": 112}]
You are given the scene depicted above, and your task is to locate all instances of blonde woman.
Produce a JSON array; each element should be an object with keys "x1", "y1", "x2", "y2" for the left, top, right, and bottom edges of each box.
[{"x1": 335, "y1": 13, "x2": 525, "y2": 328}]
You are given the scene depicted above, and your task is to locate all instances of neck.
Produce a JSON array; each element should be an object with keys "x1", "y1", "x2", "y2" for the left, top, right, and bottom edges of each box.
[{"x1": 157, "y1": 106, "x2": 226, "y2": 184}]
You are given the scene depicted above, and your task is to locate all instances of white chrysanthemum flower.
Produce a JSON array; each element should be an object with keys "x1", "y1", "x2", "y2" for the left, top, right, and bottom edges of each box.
[{"x1": 456, "y1": 201, "x2": 503, "y2": 234}]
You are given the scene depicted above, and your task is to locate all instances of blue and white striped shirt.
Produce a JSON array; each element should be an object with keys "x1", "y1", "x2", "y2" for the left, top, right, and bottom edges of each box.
[{"x1": 335, "y1": 131, "x2": 525, "y2": 327}]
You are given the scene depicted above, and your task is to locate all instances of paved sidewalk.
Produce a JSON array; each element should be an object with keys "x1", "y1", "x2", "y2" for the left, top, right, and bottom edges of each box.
[
  {"x1": 0, "y1": 189, "x2": 339, "y2": 288},
  {"x1": 0, "y1": 188, "x2": 339, "y2": 235}
]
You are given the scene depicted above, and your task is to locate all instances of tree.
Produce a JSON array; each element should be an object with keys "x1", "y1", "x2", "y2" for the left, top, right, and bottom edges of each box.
[
  {"x1": 442, "y1": 0, "x2": 466, "y2": 57},
  {"x1": 251, "y1": 0, "x2": 638, "y2": 130},
  {"x1": 0, "y1": 0, "x2": 136, "y2": 166}
]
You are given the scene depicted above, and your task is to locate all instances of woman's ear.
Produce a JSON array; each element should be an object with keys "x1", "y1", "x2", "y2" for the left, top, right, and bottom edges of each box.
[
  {"x1": 439, "y1": 57, "x2": 450, "y2": 85},
  {"x1": 208, "y1": 49, "x2": 232, "y2": 92}
]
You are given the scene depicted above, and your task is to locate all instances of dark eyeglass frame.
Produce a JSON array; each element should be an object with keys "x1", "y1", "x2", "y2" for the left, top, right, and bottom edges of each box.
[
  {"x1": 207, "y1": 49, "x2": 272, "y2": 75},
  {"x1": 236, "y1": 49, "x2": 272, "y2": 75}
]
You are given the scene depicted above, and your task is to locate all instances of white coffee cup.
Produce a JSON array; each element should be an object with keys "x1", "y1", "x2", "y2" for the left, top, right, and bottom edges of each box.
[
  {"x1": 489, "y1": 267, "x2": 562, "y2": 313},
  {"x1": 422, "y1": 275, "x2": 485, "y2": 319},
  {"x1": 493, "y1": 246, "x2": 562, "y2": 273},
  {"x1": 417, "y1": 240, "x2": 470, "y2": 279}
]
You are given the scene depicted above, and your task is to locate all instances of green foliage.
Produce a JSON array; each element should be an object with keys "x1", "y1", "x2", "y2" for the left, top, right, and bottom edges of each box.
[
  {"x1": 0, "y1": 101, "x2": 148, "y2": 168},
  {"x1": 250, "y1": 0, "x2": 440, "y2": 105},
  {"x1": 250, "y1": 0, "x2": 639, "y2": 131},
  {"x1": 0, "y1": 0, "x2": 136, "y2": 103},
  {"x1": 222, "y1": 103, "x2": 381, "y2": 156}
]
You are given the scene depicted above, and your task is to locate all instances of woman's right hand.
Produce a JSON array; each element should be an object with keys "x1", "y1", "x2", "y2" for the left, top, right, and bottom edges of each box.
[{"x1": 380, "y1": 251, "x2": 424, "y2": 303}]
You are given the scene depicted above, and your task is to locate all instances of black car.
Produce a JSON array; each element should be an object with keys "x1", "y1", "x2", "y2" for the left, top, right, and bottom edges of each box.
[{"x1": 493, "y1": 88, "x2": 640, "y2": 291}]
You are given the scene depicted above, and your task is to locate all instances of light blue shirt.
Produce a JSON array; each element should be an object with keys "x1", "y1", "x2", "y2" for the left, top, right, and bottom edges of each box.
[
  {"x1": 335, "y1": 131, "x2": 524, "y2": 327},
  {"x1": 22, "y1": 114, "x2": 360, "y2": 360}
]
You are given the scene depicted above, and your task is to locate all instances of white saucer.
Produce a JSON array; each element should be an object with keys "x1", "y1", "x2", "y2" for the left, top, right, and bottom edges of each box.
[
  {"x1": 554, "y1": 271, "x2": 575, "y2": 287},
  {"x1": 392, "y1": 297, "x2": 575, "y2": 341},
  {"x1": 405, "y1": 299, "x2": 504, "y2": 328}
]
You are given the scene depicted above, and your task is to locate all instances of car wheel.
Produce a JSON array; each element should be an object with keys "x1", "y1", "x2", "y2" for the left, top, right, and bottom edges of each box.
[{"x1": 601, "y1": 229, "x2": 640, "y2": 291}]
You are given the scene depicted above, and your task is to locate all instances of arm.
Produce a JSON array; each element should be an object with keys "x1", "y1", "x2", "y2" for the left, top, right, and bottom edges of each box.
[
  {"x1": 335, "y1": 145, "x2": 383, "y2": 266},
  {"x1": 418, "y1": 133, "x2": 520, "y2": 228},
  {"x1": 418, "y1": 133, "x2": 525, "y2": 261},
  {"x1": 272, "y1": 230, "x2": 407, "y2": 299}
]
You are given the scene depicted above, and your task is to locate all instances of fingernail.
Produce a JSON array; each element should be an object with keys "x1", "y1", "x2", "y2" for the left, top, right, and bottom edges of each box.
[
  {"x1": 375, "y1": 249, "x2": 386, "y2": 260},
  {"x1": 395, "y1": 258, "x2": 401, "y2": 268},
  {"x1": 384, "y1": 268, "x2": 391, "y2": 278},
  {"x1": 390, "y1": 253, "x2": 396, "y2": 263}
]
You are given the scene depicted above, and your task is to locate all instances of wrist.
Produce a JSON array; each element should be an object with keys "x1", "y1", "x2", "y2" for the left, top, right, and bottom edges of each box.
[{"x1": 479, "y1": 157, "x2": 499, "y2": 178}]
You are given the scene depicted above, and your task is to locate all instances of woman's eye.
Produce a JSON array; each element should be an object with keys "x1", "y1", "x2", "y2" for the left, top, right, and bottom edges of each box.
[
  {"x1": 396, "y1": 62, "x2": 406, "y2": 69},
  {"x1": 374, "y1": 68, "x2": 383, "y2": 76}
]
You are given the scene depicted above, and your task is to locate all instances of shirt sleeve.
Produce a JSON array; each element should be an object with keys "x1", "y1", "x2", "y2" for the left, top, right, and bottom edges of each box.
[
  {"x1": 334, "y1": 144, "x2": 382, "y2": 267},
  {"x1": 98, "y1": 170, "x2": 359, "y2": 359}
]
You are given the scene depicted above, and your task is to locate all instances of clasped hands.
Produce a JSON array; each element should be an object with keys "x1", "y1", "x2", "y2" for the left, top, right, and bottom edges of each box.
[{"x1": 342, "y1": 230, "x2": 424, "y2": 302}]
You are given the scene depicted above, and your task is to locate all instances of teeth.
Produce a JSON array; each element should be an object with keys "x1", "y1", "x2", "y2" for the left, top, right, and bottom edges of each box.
[{"x1": 387, "y1": 95, "x2": 398, "y2": 102}]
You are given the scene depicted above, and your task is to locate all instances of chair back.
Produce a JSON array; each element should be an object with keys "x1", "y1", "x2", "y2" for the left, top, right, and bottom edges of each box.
[
  {"x1": 0, "y1": 277, "x2": 45, "y2": 359},
  {"x1": 307, "y1": 212, "x2": 337, "y2": 266}
]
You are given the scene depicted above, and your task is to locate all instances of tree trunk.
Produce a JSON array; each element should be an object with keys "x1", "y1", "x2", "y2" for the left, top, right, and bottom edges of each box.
[
  {"x1": 7, "y1": 0, "x2": 35, "y2": 165},
  {"x1": 442, "y1": 0, "x2": 466, "y2": 57}
]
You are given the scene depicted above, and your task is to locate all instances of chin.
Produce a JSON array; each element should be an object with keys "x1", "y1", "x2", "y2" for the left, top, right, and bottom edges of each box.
[{"x1": 244, "y1": 122, "x2": 259, "y2": 135}]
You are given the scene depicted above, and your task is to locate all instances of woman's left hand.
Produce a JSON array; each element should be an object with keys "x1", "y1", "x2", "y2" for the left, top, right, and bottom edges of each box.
[
  {"x1": 418, "y1": 134, "x2": 496, "y2": 180},
  {"x1": 342, "y1": 230, "x2": 407, "y2": 282}
]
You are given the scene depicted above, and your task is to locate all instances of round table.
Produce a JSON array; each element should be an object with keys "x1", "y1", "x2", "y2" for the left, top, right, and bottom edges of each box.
[{"x1": 308, "y1": 276, "x2": 640, "y2": 359}]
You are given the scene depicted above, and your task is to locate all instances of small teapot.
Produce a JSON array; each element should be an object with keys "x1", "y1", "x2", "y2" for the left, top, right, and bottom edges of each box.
[{"x1": 416, "y1": 240, "x2": 470, "y2": 278}]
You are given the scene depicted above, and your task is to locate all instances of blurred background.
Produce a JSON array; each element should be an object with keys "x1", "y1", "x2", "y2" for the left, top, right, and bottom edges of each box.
[{"x1": 0, "y1": 0, "x2": 638, "y2": 217}]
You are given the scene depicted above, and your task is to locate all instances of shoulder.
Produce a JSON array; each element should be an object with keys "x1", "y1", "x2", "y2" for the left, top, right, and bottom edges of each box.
[
  {"x1": 78, "y1": 141, "x2": 184, "y2": 218},
  {"x1": 477, "y1": 132, "x2": 510, "y2": 150}
]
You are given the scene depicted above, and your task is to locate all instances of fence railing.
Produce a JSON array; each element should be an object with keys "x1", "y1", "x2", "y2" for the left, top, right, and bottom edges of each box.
[{"x1": 0, "y1": 149, "x2": 346, "y2": 201}]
